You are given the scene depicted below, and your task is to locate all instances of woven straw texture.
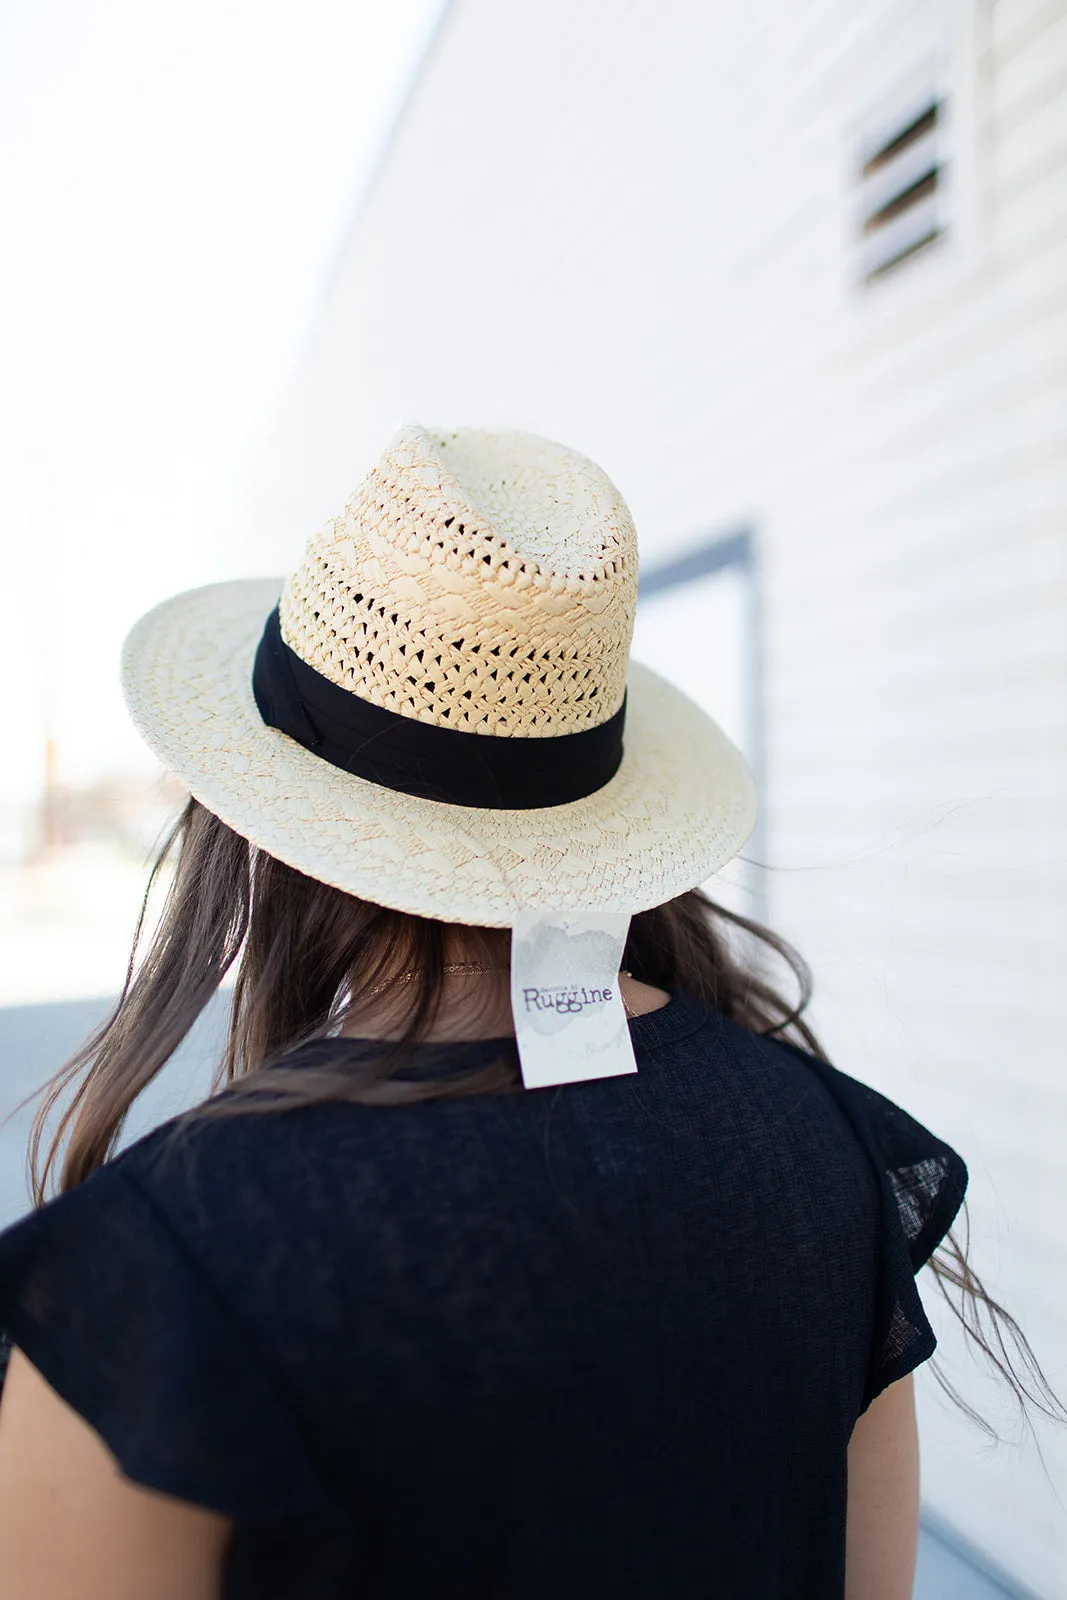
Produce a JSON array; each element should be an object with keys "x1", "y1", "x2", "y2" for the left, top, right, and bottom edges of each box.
[
  {"x1": 122, "y1": 580, "x2": 755, "y2": 925},
  {"x1": 279, "y1": 427, "x2": 637, "y2": 736},
  {"x1": 120, "y1": 427, "x2": 757, "y2": 926}
]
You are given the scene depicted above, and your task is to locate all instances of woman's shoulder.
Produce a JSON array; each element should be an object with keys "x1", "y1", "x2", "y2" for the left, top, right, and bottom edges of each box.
[
  {"x1": 0, "y1": 1121, "x2": 349, "y2": 1528},
  {"x1": 642, "y1": 994, "x2": 969, "y2": 1272},
  {"x1": 661, "y1": 995, "x2": 967, "y2": 1177},
  {"x1": 737, "y1": 1020, "x2": 969, "y2": 1268},
  {"x1": 656, "y1": 998, "x2": 969, "y2": 1410}
]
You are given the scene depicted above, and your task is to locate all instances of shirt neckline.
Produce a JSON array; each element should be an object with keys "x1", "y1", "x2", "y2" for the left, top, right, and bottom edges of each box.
[{"x1": 316, "y1": 989, "x2": 711, "y2": 1062}]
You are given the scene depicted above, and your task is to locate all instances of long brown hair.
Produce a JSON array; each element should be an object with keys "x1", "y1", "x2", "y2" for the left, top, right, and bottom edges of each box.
[{"x1": 29, "y1": 796, "x2": 1066, "y2": 1441}]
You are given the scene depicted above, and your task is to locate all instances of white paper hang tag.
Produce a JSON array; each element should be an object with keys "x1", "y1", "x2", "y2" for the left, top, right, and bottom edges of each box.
[{"x1": 510, "y1": 910, "x2": 638, "y2": 1089}]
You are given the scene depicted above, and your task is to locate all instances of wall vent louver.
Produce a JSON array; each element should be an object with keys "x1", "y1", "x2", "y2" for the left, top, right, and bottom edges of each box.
[{"x1": 855, "y1": 90, "x2": 946, "y2": 282}]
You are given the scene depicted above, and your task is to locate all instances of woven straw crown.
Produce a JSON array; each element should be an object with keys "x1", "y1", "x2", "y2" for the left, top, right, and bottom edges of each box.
[{"x1": 278, "y1": 426, "x2": 638, "y2": 737}]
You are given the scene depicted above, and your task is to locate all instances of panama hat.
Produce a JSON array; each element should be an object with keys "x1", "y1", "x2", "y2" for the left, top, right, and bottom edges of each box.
[{"x1": 120, "y1": 426, "x2": 756, "y2": 927}]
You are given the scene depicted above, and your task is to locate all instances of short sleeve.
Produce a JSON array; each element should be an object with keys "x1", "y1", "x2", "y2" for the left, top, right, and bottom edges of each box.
[
  {"x1": 0, "y1": 1157, "x2": 349, "y2": 1530},
  {"x1": 801, "y1": 1055, "x2": 969, "y2": 1414}
]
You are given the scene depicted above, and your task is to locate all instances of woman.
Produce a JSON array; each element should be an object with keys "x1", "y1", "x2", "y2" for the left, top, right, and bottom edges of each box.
[{"x1": 0, "y1": 428, "x2": 1056, "y2": 1599}]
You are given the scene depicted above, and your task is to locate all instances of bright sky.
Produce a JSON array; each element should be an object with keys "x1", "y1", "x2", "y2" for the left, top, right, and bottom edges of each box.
[{"x1": 0, "y1": 0, "x2": 444, "y2": 804}]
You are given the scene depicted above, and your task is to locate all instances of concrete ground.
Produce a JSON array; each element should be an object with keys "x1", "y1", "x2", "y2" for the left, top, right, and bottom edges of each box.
[{"x1": 0, "y1": 996, "x2": 1026, "y2": 1599}]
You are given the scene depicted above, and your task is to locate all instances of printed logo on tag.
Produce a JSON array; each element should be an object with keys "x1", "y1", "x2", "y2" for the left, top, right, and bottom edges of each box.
[{"x1": 510, "y1": 910, "x2": 638, "y2": 1089}]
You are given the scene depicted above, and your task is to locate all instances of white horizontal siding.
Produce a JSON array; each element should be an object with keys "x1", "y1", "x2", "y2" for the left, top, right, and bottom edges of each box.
[{"x1": 245, "y1": 0, "x2": 1067, "y2": 1590}]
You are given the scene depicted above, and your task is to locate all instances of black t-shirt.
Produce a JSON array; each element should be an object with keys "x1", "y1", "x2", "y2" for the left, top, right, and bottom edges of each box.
[{"x1": 0, "y1": 992, "x2": 966, "y2": 1598}]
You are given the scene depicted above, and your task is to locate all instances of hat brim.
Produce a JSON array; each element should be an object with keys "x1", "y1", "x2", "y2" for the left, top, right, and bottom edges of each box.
[{"x1": 120, "y1": 579, "x2": 757, "y2": 927}]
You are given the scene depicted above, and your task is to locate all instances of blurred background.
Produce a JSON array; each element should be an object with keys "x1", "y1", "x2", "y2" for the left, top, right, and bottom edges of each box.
[{"x1": 1, "y1": 1, "x2": 1064, "y2": 1594}]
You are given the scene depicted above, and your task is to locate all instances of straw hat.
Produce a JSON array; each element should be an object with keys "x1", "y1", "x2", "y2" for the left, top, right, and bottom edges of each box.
[{"x1": 120, "y1": 426, "x2": 756, "y2": 927}]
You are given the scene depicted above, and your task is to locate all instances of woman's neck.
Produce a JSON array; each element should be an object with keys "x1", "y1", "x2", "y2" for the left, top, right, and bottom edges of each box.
[{"x1": 335, "y1": 951, "x2": 669, "y2": 1043}]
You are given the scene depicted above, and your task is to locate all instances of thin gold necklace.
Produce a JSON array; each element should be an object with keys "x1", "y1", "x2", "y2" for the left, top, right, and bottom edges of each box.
[
  {"x1": 367, "y1": 964, "x2": 638, "y2": 1018},
  {"x1": 366, "y1": 962, "x2": 504, "y2": 996}
]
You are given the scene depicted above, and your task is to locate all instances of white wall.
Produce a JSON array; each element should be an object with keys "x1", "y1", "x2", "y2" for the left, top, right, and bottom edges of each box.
[
  {"x1": 244, "y1": 1, "x2": 1067, "y2": 1590},
  {"x1": 0, "y1": 0, "x2": 444, "y2": 857}
]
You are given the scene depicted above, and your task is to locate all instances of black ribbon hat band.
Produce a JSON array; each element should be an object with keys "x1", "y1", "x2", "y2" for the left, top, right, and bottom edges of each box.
[{"x1": 252, "y1": 606, "x2": 625, "y2": 810}]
